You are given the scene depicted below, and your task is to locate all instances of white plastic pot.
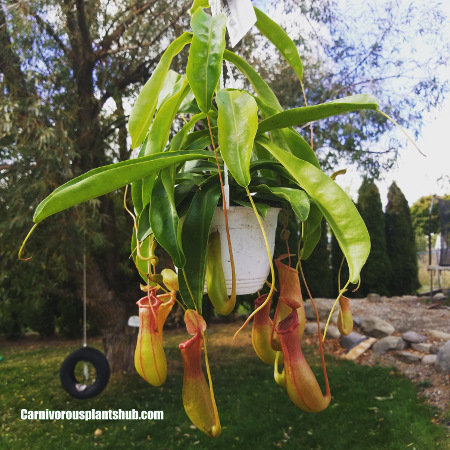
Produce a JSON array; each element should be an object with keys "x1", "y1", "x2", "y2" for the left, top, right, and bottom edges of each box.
[{"x1": 206, "y1": 206, "x2": 280, "y2": 295}]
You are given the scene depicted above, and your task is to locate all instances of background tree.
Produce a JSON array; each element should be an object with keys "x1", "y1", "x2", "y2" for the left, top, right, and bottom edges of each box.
[
  {"x1": 331, "y1": 223, "x2": 350, "y2": 296},
  {"x1": 410, "y1": 194, "x2": 450, "y2": 252},
  {"x1": 0, "y1": 0, "x2": 191, "y2": 369},
  {"x1": 385, "y1": 182, "x2": 420, "y2": 295},
  {"x1": 301, "y1": 219, "x2": 333, "y2": 298},
  {"x1": 410, "y1": 195, "x2": 440, "y2": 253},
  {"x1": 1, "y1": 1, "x2": 448, "y2": 367},
  {"x1": 248, "y1": 0, "x2": 449, "y2": 177},
  {"x1": 411, "y1": 193, "x2": 450, "y2": 228},
  {"x1": 356, "y1": 178, "x2": 391, "y2": 296}
]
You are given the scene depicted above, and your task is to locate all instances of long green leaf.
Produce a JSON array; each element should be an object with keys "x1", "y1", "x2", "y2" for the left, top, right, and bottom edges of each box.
[
  {"x1": 130, "y1": 137, "x2": 149, "y2": 216},
  {"x1": 150, "y1": 170, "x2": 185, "y2": 268},
  {"x1": 131, "y1": 233, "x2": 154, "y2": 283},
  {"x1": 252, "y1": 95, "x2": 320, "y2": 168},
  {"x1": 156, "y1": 70, "x2": 182, "y2": 110},
  {"x1": 301, "y1": 223, "x2": 321, "y2": 260},
  {"x1": 144, "y1": 77, "x2": 190, "y2": 156},
  {"x1": 183, "y1": 128, "x2": 217, "y2": 150},
  {"x1": 258, "y1": 94, "x2": 380, "y2": 134},
  {"x1": 256, "y1": 137, "x2": 370, "y2": 284},
  {"x1": 137, "y1": 204, "x2": 152, "y2": 242},
  {"x1": 179, "y1": 180, "x2": 221, "y2": 312},
  {"x1": 186, "y1": 9, "x2": 226, "y2": 113},
  {"x1": 170, "y1": 112, "x2": 206, "y2": 150},
  {"x1": 253, "y1": 185, "x2": 310, "y2": 221},
  {"x1": 223, "y1": 49, "x2": 282, "y2": 113},
  {"x1": 217, "y1": 89, "x2": 258, "y2": 187},
  {"x1": 139, "y1": 79, "x2": 190, "y2": 210},
  {"x1": 190, "y1": 0, "x2": 209, "y2": 15},
  {"x1": 128, "y1": 32, "x2": 192, "y2": 149},
  {"x1": 33, "y1": 150, "x2": 214, "y2": 224},
  {"x1": 178, "y1": 89, "x2": 202, "y2": 114},
  {"x1": 254, "y1": 7, "x2": 303, "y2": 82},
  {"x1": 303, "y1": 203, "x2": 323, "y2": 236},
  {"x1": 274, "y1": 128, "x2": 320, "y2": 169}
]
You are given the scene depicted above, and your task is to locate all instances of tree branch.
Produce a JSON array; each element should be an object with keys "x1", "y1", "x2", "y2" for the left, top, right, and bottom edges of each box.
[
  {"x1": 0, "y1": 164, "x2": 14, "y2": 171},
  {"x1": 98, "y1": 1, "x2": 191, "y2": 106},
  {"x1": 64, "y1": 0, "x2": 80, "y2": 73},
  {"x1": 76, "y1": 0, "x2": 94, "y2": 59},
  {"x1": 95, "y1": 0, "x2": 159, "y2": 61},
  {"x1": 0, "y1": 3, "x2": 29, "y2": 97},
  {"x1": 29, "y1": 10, "x2": 69, "y2": 56}
]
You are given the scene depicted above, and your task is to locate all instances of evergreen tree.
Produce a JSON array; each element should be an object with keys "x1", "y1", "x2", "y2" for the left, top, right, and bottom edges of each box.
[
  {"x1": 330, "y1": 229, "x2": 350, "y2": 296},
  {"x1": 301, "y1": 219, "x2": 333, "y2": 298},
  {"x1": 356, "y1": 178, "x2": 391, "y2": 296},
  {"x1": 410, "y1": 195, "x2": 442, "y2": 237},
  {"x1": 385, "y1": 182, "x2": 420, "y2": 295}
]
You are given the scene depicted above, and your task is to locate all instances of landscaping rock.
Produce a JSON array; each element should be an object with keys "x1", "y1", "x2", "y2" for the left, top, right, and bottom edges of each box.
[
  {"x1": 340, "y1": 331, "x2": 367, "y2": 350},
  {"x1": 360, "y1": 317, "x2": 395, "y2": 338},
  {"x1": 411, "y1": 343, "x2": 432, "y2": 353},
  {"x1": 352, "y1": 315, "x2": 362, "y2": 327},
  {"x1": 367, "y1": 293, "x2": 381, "y2": 303},
  {"x1": 372, "y1": 336, "x2": 407, "y2": 355},
  {"x1": 435, "y1": 340, "x2": 450, "y2": 373},
  {"x1": 303, "y1": 299, "x2": 336, "y2": 321},
  {"x1": 401, "y1": 295, "x2": 418, "y2": 302},
  {"x1": 433, "y1": 292, "x2": 447, "y2": 302},
  {"x1": 402, "y1": 331, "x2": 428, "y2": 344},
  {"x1": 324, "y1": 325, "x2": 341, "y2": 340},
  {"x1": 304, "y1": 322, "x2": 321, "y2": 335},
  {"x1": 422, "y1": 355, "x2": 437, "y2": 365},
  {"x1": 430, "y1": 345, "x2": 440, "y2": 355},
  {"x1": 395, "y1": 351, "x2": 423, "y2": 364},
  {"x1": 429, "y1": 330, "x2": 450, "y2": 341}
]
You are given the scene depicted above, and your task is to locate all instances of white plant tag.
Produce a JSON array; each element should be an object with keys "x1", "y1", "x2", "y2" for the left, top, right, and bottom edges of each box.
[{"x1": 221, "y1": 0, "x2": 257, "y2": 47}]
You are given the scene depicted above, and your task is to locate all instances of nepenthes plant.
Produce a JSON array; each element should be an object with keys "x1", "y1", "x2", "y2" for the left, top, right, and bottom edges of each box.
[{"x1": 19, "y1": 1, "x2": 385, "y2": 437}]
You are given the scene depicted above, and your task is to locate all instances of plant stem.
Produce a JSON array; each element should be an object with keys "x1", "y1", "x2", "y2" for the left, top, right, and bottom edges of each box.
[
  {"x1": 18, "y1": 223, "x2": 38, "y2": 261},
  {"x1": 206, "y1": 113, "x2": 236, "y2": 303},
  {"x1": 182, "y1": 268, "x2": 199, "y2": 314},
  {"x1": 233, "y1": 187, "x2": 276, "y2": 338}
]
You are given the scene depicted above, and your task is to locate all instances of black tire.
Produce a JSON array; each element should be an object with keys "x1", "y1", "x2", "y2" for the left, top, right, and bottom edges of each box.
[{"x1": 60, "y1": 347, "x2": 110, "y2": 399}]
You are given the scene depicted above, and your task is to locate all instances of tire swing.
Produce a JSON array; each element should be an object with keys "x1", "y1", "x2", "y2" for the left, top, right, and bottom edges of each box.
[{"x1": 60, "y1": 254, "x2": 110, "y2": 399}]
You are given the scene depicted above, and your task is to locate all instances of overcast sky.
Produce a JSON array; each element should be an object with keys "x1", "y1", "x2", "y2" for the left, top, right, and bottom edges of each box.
[
  {"x1": 336, "y1": 99, "x2": 450, "y2": 207},
  {"x1": 251, "y1": 0, "x2": 450, "y2": 208},
  {"x1": 335, "y1": 0, "x2": 450, "y2": 208}
]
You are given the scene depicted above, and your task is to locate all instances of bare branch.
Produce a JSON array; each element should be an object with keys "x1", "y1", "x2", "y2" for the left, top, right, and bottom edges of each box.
[
  {"x1": 99, "y1": 1, "x2": 191, "y2": 106},
  {"x1": 29, "y1": 10, "x2": 69, "y2": 56},
  {"x1": 95, "y1": 0, "x2": 159, "y2": 61},
  {"x1": 0, "y1": 3, "x2": 30, "y2": 97},
  {"x1": 0, "y1": 164, "x2": 14, "y2": 170}
]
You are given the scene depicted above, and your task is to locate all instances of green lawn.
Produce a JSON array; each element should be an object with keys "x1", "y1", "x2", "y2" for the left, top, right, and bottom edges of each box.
[{"x1": 1, "y1": 323, "x2": 448, "y2": 450}]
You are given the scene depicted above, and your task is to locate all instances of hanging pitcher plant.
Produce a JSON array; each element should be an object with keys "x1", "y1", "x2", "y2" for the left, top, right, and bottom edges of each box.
[{"x1": 19, "y1": 0, "x2": 408, "y2": 438}]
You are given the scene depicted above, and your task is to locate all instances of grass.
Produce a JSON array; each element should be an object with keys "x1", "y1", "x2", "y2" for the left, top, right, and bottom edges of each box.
[{"x1": 1, "y1": 322, "x2": 448, "y2": 450}]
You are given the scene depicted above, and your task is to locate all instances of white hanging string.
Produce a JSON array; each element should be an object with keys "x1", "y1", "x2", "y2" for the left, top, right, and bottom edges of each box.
[
  {"x1": 82, "y1": 250, "x2": 89, "y2": 381},
  {"x1": 211, "y1": 0, "x2": 230, "y2": 210},
  {"x1": 83, "y1": 251, "x2": 87, "y2": 348}
]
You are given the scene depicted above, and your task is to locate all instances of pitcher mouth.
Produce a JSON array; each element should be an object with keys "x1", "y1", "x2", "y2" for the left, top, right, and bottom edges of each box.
[
  {"x1": 179, "y1": 332, "x2": 202, "y2": 350},
  {"x1": 275, "y1": 310, "x2": 300, "y2": 335}
]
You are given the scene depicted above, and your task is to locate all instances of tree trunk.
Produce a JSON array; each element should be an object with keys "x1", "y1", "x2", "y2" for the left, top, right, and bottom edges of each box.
[
  {"x1": 103, "y1": 327, "x2": 138, "y2": 373},
  {"x1": 82, "y1": 258, "x2": 139, "y2": 373}
]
